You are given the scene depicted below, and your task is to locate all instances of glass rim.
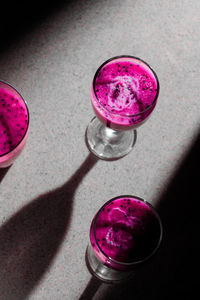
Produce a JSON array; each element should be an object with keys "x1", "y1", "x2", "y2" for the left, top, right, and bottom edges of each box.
[
  {"x1": 93, "y1": 194, "x2": 163, "y2": 266},
  {"x1": 0, "y1": 79, "x2": 30, "y2": 157},
  {"x1": 92, "y1": 55, "x2": 160, "y2": 118}
]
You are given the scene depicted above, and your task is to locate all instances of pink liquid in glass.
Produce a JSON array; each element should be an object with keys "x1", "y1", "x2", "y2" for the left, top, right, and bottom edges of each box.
[
  {"x1": 0, "y1": 83, "x2": 29, "y2": 168},
  {"x1": 90, "y1": 196, "x2": 162, "y2": 271},
  {"x1": 91, "y1": 56, "x2": 159, "y2": 131}
]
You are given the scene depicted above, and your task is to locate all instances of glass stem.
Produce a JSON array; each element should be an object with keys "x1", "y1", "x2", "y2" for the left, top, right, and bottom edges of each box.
[{"x1": 100, "y1": 125, "x2": 125, "y2": 145}]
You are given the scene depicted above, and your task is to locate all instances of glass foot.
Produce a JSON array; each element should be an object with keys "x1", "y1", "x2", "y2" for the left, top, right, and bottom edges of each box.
[
  {"x1": 85, "y1": 245, "x2": 132, "y2": 283},
  {"x1": 85, "y1": 117, "x2": 137, "y2": 160}
]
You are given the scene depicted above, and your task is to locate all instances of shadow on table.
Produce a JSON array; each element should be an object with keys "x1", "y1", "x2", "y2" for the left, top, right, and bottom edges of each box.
[
  {"x1": 0, "y1": 0, "x2": 105, "y2": 55},
  {"x1": 0, "y1": 166, "x2": 11, "y2": 183},
  {"x1": 79, "y1": 131, "x2": 199, "y2": 300},
  {"x1": 0, "y1": 0, "x2": 70, "y2": 53},
  {"x1": 0, "y1": 153, "x2": 98, "y2": 300},
  {"x1": 79, "y1": 277, "x2": 102, "y2": 300}
]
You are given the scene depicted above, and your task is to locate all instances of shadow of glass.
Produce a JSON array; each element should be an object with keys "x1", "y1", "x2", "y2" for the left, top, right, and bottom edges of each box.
[
  {"x1": 81, "y1": 132, "x2": 200, "y2": 300},
  {"x1": 0, "y1": 153, "x2": 98, "y2": 300},
  {"x1": 0, "y1": 166, "x2": 11, "y2": 183},
  {"x1": 79, "y1": 277, "x2": 102, "y2": 300}
]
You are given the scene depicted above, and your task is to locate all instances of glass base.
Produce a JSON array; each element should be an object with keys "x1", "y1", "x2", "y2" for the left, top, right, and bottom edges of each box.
[
  {"x1": 86, "y1": 245, "x2": 132, "y2": 283},
  {"x1": 85, "y1": 117, "x2": 137, "y2": 160}
]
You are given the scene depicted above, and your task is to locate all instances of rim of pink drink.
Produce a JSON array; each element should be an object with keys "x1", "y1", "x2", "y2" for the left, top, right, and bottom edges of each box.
[
  {"x1": 92, "y1": 195, "x2": 163, "y2": 267},
  {"x1": 92, "y1": 55, "x2": 160, "y2": 118},
  {"x1": 0, "y1": 80, "x2": 30, "y2": 158}
]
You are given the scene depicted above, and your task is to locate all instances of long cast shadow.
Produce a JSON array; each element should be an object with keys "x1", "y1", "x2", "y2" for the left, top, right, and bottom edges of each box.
[
  {"x1": 0, "y1": 0, "x2": 68, "y2": 53},
  {"x1": 0, "y1": 0, "x2": 105, "y2": 55},
  {"x1": 0, "y1": 153, "x2": 98, "y2": 300},
  {"x1": 80, "y1": 131, "x2": 200, "y2": 299}
]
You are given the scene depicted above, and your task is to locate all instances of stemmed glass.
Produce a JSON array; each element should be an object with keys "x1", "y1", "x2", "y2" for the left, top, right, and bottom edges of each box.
[
  {"x1": 86, "y1": 55, "x2": 159, "y2": 160},
  {"x1": 86, "y1": 195, "x2": 163, "y2": 283},
  {"x1": 0, "y1": 80, "x2": 29, "y2": 168}
]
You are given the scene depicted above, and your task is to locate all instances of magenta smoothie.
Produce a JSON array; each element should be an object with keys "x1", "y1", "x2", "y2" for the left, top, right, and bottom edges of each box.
[
  {"x1": 91, "y1": 56, "x2": 159, "y2": 130},
  {"x1": 0, "y1": 82, "x2": 29, "y2": 167},
  {"x1": 90, "y1": 196, "x2": 162, "y2": 271}
]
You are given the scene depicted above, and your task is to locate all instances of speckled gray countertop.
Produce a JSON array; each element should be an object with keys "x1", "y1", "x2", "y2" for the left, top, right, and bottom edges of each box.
[{"x1": 0, "y1": 0, "x2": 199, "y2": 299}]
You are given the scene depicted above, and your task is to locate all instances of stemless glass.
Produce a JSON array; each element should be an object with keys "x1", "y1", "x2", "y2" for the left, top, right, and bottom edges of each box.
[
  {"x1": 86, "y1": 55, "x2": 159, "y2": 160},
  {"x1": 86, "y1": 195, "x2": 163, "y2": 283},
  {"x1": 0, "y1": 80, "x2": 30, "y2": 168}
]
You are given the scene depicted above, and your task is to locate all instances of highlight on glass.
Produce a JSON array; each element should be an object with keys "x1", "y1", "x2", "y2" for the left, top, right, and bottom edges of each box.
[
  {"x1": 0, "y1": 80, "x2": 29, "y2": 168},
  {"x1": 86, "y1": 195, "x2": 163, "y2": 283},
  {"x1": 86, "y1": 55, "x2": 159, "y2": 160}
]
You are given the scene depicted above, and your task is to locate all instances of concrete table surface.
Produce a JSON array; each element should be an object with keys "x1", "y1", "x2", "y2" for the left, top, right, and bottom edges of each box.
[{"x1": 0, "y1": 0, "x2": 199, "y2": 299}]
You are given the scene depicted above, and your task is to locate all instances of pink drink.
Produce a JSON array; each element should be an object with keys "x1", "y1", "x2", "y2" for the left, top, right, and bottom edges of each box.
[
  {"x1": 90, "y1": 196, "x2": 162, "y2": 271},
  {"x1": 91, "y1": 56, "x2": 159, "y2": 131},
  {"x1": 0, "y1": 81, "x2": 29, "y2": 168}
]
